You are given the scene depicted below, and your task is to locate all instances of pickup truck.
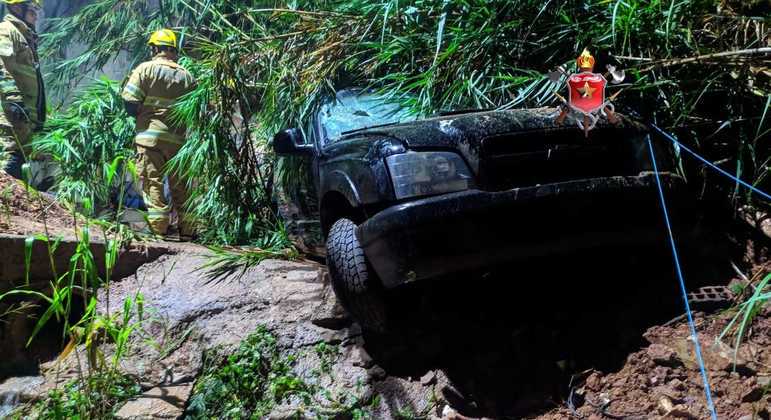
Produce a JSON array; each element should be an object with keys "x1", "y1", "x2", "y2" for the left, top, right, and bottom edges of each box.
[{"x1": 273, "y1": 89, "x2": 686, "y2": 331}]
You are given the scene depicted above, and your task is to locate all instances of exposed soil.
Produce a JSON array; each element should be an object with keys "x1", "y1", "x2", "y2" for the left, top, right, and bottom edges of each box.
[
  {"x1": 536, "y1": 305, "x2": 771, "y2": 420},
  {"x1": 343, "y1": 211, "x2": 769, "y2": 419},
  {"x1": 0, "y1": 172, "x2": 75, "y2": 237}
]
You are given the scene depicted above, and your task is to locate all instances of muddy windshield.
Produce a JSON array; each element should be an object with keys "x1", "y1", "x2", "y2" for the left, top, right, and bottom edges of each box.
[{"x1": 318, "y1": 92, "x2": 417, "y2": 143}]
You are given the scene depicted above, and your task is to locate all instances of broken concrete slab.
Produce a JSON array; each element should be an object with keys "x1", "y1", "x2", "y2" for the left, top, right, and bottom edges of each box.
[
  {"x1": 0, "y1": 233, "x2": 195, "y2": 294},
  {"x1": 0, "y1": 234, "x2": 164, "y2": 292}
]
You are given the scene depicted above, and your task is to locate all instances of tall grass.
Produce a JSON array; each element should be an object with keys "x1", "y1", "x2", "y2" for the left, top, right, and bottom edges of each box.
[{"x1": 719, "y1": 271, "x2": 770, "y2": 370}]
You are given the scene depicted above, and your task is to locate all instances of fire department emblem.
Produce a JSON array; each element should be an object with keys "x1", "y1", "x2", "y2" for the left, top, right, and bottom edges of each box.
[
  {"x1": 568, "y1": 72, "x2": 606, "y2": 114},
  {"x1": 550, "y1": 49, "x2": 624, "y2": 137}
]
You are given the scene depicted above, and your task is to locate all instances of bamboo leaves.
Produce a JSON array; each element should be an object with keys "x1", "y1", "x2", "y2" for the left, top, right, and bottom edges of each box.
[
  {"x1": 32, "y1": 79, "x2": 135, "y2": 211},
  {"x1": 41, "y1": 0, "x2": 771, "y2": 245}
]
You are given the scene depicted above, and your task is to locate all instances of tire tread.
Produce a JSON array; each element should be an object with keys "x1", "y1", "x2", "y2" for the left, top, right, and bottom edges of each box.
[{"x1": 327, "y1": 218, "x2": 387, "y2": 331}]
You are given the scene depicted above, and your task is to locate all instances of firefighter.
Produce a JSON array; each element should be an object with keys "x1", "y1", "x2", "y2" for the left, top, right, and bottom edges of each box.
[
  {"x1": 0, "y1": 0, "x2": 45, "y2": 181},
  {"x1": 121, "y1": 29, "x2": 197, "y2": 239}
]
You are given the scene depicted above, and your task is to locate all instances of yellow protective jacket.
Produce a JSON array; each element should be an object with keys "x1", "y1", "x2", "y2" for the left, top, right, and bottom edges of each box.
[
  {"x1": 0, "y1": 13, "x2": 46, "y2": 130},
  {"x1": 121, "y1": 53, "x2": 196, "y2": 148}
]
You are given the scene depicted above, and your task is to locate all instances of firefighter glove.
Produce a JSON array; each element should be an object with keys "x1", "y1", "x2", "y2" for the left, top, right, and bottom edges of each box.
[{"x1": 4, "y1": 101, "x2": 29, "y2": 123}]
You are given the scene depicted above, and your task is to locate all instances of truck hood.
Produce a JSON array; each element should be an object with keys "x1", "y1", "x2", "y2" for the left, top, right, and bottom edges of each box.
[{"x1": 345, "y1": 107, "x2": 646, "y2": 173}]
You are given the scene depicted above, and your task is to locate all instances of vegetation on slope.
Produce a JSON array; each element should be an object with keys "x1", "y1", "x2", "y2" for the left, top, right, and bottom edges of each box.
[{"x1": 38, "y1": 0, "x2": 769, "y2": 244}]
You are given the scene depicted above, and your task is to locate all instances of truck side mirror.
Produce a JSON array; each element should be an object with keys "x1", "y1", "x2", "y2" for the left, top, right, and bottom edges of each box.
[{"x1": 273, "y1": 128, "x2": 314, "y2": 155}]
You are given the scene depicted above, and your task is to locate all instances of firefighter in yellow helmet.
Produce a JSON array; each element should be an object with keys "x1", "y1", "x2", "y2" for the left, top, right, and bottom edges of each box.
[
  {"x1": 121, "y1": 29, "x2": 197, "y2": 239},
  {"x1": 0, "y1": 0, "x2": 45, "y2": 180}
]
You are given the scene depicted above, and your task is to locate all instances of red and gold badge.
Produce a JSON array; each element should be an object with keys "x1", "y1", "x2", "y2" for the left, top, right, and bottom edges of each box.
[
  {"x1": 568, "y1": 72, "x2": 607, "y2": 114},
  {"x1": 550, "y1": 49, "x2": 624, "y2": 137}
]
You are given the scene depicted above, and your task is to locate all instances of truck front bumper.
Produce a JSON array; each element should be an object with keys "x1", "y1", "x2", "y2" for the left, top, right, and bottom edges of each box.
[{"x1": 357, "y1": 174, "x2": 694, "y2": 289}]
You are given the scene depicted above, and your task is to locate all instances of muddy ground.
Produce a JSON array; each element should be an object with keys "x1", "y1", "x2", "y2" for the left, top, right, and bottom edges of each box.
[
  {"x1": 0, "y1": 172, "x2": 75, "y2": 237},
  {"x1": 537, "y1": 307, "x2": 771, "y2": 420}
]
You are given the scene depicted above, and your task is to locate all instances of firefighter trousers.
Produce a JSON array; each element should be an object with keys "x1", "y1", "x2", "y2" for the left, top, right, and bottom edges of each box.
[
  {"x1": 0, "y1": 120, "x2": 31, "y2": 180},
  {"x1": 135, "y1": 143, "x2": 192, "y2": 236}
]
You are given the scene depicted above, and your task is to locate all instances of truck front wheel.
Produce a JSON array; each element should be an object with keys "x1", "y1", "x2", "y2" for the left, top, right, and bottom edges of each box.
[{"x1": 326, "y1": 218, "x2": 388, "y2": 332}]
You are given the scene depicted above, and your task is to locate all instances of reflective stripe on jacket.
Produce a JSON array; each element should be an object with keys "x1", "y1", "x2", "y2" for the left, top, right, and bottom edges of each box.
[
  {"x1": 0, "y1": 14, "x2": 45, "y2": 128},
  {"x1": 121, "y1": 53, "x2": 196, "y2": 148}
]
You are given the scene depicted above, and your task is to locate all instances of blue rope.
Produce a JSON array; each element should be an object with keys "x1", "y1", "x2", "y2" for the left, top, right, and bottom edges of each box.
[
  {"x1": 650, "y1": 123, "x2": 771, "y2": 202},
  {"x1": 647, "y1": 136, "x2": 719, "y2": 420}
]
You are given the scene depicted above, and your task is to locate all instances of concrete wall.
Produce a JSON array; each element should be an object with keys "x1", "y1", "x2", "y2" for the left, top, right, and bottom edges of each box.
[{"x1": 0, "y1": 233, "x2": 169, "y2": 294}]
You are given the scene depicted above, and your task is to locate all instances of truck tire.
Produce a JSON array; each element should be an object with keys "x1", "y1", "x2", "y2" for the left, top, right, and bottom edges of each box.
[{"x1": 326, "y1": 218, "x2": 388, "y2": 332}]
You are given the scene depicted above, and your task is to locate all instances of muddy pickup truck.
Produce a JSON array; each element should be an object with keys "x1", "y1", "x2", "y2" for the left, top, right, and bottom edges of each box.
[{"x1": 273, "y1": 90, "x2": 686, "y2": 331}]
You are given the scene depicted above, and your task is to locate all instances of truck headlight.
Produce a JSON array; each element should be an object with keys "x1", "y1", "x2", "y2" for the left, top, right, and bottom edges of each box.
[{"x1": 386, "y1": 151, "x2": 476, "y2": 200}]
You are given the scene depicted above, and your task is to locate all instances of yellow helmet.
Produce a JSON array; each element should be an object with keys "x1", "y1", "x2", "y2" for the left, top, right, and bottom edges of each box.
[
  {"x1": 2, "y1": 0, "x2": 42, "y2": 6},
  {"x1": 148, "y1": 29, "x2": 177, "y2": 49}
]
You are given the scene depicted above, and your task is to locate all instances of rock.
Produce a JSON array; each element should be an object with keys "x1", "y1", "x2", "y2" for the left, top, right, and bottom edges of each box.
[
  {"x1": 26, "y1": 251, "x2": 457, "y2": 420},
  {"x1": 0, "y1": 376, "x2": 44, "y2": 403},
  {"x1": 115, "y1": 383, "x2": 193, "y2": 420},
  {"x1": 647, "y1": 344, "x2": 681, "y2": 367},
  {"x1": 668, "y1": 378, "x2": 686, "y2": 391},
  {"x1": 711, "y1": 346, "x2": 755, "y2": 375},
  {"x1": 654, "y1": 384, "x2": 684, "y2": 403},
  {"x1": 439, "y1": 405, "x2": 482, "y2": 420},
  {"x1": 585, "y1": 371, "x2": 603, "y2": 391},
  {"x1": 350, "y1": 346, "x2": 374, "y2": 368},
  {"x1": 739, "y1": 207, "x2": 771, "y2": 241},
  {"x1": 367, "y1": 365, "x2": 387, "y2": 381},
  {"x1": 421, "y1": 370, "x2": 437, "y2": 386},
  {"x1": 434, "y1": 370, "x2": 464, "y2": 409},
  {"x1": 310, "y1": 273, "x2": 351, "y2": 330},
  {"x1": 291, "y1": 322, "x2": 360, "y2": 348},
  {"x1": 268, "y1": 404, "x2": 303, "y2": 420},
  {"x1": 659, "y1": 396, "x2": 697, "y2": 419},
  {"x1": 666, "y1": 404, "x2": 696, "y2": 418},
  {"x1": 741, "y1": 380, "x2": 765, "y2": 402},
  {"x1": 658, "y1": 396, "x2": 674, "y2": 414}
]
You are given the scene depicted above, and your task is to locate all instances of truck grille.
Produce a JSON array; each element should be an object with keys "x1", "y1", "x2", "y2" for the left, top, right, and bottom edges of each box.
[{"x1": 477, "y1": 128, "x2": 646, "y2": 191}]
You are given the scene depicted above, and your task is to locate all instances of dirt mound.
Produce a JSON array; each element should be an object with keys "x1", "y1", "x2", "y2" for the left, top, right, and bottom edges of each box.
[
  {"x1": 537, "y1": 307, "x2": 771, "y2": 419},
  {"x1": 0, "y1": 172, "x2": 75, "y2": 237}
]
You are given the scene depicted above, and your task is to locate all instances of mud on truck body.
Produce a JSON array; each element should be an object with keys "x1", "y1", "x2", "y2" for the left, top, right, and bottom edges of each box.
[{"x1": 273, "y1": 89, "x2": 693, "y2": 332}]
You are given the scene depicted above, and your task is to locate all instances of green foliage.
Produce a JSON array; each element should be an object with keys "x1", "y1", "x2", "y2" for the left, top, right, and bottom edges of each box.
[
  {"x1": 201, "y1": 220, "x2": 298, "y2": 280},
  {"x1": 31, "y1": 79, "x2": 135, "y2": 210},
  {"x1": 30, "y1": 373, "x2": 141, "y2": 420},
  {"x1": 719, "y1": 271, "x2": 771, "y2": 369},
  {"x1": 313, "y1": 342, "x2": 339, "y2": 376},
  {"x1": 186, "y1": 327, "x2": 310, "y2": 419},
  {"x1": 41, "y1": 0, "x2": 198, "y2": 97},
  {"x1": 187, "y1": 327, "x2": 379, "y2": 419},
  {"x1": 43, "y1": 0, "x2": 770, "y2": 245}
]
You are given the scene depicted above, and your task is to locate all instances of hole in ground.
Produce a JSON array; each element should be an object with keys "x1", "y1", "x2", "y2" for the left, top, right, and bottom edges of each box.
[
  {"x1": 363, "y1": 244, "x2": 736, "y2": 418},
  {"x1": 0, "y1": 294, "x2": 86, "y2": 381}
]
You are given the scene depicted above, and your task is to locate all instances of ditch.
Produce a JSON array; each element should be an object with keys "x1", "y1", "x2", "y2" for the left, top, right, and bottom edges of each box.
[{"x1": 0, "y1": 233, "x2": 171, "y2": 417}]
